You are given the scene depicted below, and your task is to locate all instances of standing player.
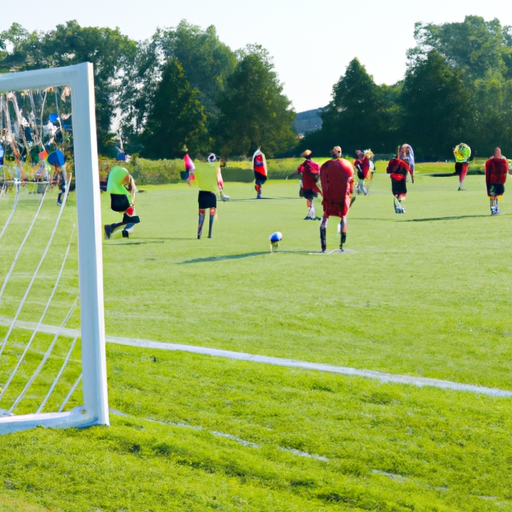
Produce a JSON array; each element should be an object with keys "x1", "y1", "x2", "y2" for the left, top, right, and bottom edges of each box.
[
  {"x1": 252, "y1": 148, "x2": 267, "y2": 199},
  {"x1": 319, "y1": 146, "x2": 355, "y2": 252},
  {"x1": 485, "y1": 147, "x2": 509, "y2": 215},
  {"x1": 387, "y1": 146, "x2": 414, "y2": 213},
  {"x1": 453, "y1": 143, "x2": 471, "y2": 190},
  {"x1": 296, "y1": 149, "x2": 321, "y2": 219},
  {"x1": 104, "y1": 165, "x2": 140, "y2": 239},
  {"x1": 399, "y1": 144, "x2": 415, "y2": 173},
  {"x1": 353, "y1": 149, "x2": 374, "y2": 195},
  {"x1": 188, "y1": 154, "x2": 225, "y2": 238}
]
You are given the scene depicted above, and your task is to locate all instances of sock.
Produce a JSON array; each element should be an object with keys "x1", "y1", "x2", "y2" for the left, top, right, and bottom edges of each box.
[
  {"x1": 198, "y1": 210, "x2": 205, "y2": 238},
  {"x1": 208, "y1": 208, "x2": 215, "y2": 238}
]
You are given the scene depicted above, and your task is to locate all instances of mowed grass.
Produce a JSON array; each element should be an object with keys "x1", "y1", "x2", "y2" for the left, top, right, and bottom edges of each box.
[{"x1": 1, "y1": 162, "x2": 512, "y2": 511}]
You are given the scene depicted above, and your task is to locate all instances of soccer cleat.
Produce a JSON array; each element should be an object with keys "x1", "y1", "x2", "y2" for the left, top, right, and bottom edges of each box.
[
  {"x1": 256, "y1": 193, "x2": 262, "y2": 199},
  {"x1": 104, "y1": 224, "x2": 112, "y2": 240},
  {"x1": 304, "y1": 215, "x2": 313, "y2": 220},
  {"x1": 340, "y1": 231, "x2": 346, "y2": 251},
  {"x1": 122, "y1": 230, "x2": 129, "y2": 238}
]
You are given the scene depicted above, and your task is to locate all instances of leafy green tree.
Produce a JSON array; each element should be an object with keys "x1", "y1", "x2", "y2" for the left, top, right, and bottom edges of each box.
[
  {"x1": 0, "y1": 21, "x2": 137, "y2": 152},
  {"x1": 158, "y1": 21, "x2": 236, "y2": 116},
  {"x1": 406, "y1": 17, "x2": 512, "y2": 157},
  {"x1": 141, "y1": 58, "x2": 208, "y2": 159},
  {"x1": 119, "y1": 21, "x2": 236, "y2": 153},
  {"x1": 214, "y1": 46, "x2": 296, "y2": 158},
  {"x1": 318, "y1": 58, "x2": 395, "y2": 154},
  {"x1": 408, "y1": 16, "x2": 512, "y2": 84},
  {"x1": 470, "y1": 77, "x2": 512, "y2": 156},
  {"x1": 400, "y1": 50, "x2": 471, "y2": 158}
]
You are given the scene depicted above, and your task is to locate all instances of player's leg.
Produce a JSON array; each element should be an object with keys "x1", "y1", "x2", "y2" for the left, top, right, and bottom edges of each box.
[
  {"x1": 458, "y1": 163, "x2": 468, "y2": 190},
  {"x1": 208, "y1": 207, "x2": 216, "y2": 238},
  {"x1": 320, "y1": 215, "x2": 328, "y2": 253},
  {"x1": 339, "y1": 215, "x2": 347, "y2": 251},
  {"x1": 198, "y1": 209, "x2": 206, "y2": 238}
]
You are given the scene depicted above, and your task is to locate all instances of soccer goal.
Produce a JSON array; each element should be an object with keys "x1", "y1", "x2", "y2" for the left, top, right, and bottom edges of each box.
[{"x1": 0, "y1": 63, "x2": 109, "y2": 434}]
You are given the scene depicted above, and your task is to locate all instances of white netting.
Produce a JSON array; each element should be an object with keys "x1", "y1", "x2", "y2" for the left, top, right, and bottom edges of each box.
[
  {"x1": 0, "y1": 86, "x2": 82, "y2": 418},
  {"x1": 0, "y1": 65, "x2": 108, "y2": 434}
]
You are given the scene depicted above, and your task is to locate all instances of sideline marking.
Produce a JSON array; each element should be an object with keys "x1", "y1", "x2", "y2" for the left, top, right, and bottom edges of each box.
[{"x1": 2, "y1": 316, "x2": 511, "y2": 398}]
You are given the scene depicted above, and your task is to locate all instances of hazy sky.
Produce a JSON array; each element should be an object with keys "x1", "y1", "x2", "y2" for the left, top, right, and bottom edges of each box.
[{"x1": 2, "y1": 0, "x2": 512, "y2": 112}]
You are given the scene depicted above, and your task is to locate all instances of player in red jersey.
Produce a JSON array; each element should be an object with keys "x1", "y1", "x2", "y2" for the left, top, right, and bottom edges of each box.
[
  {"x1": 319, "y1": 146, "x2": 355, "y2": 252},
  {"x1": 386, "y1": 145, "x2": 414, "y2": 214},
  {"x1": 296, "y1": 149, "x2": 322, "y2": 219},
  {"x1": 485, "y1": 147, "x2": 509, "y2": 215}
]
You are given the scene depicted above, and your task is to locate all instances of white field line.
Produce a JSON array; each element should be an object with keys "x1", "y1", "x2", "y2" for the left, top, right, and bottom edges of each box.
[
  {"x1": 2, "y1": 316, "x2": 512, "y2": 398},
  {"x1": 109, "y1": 408, "x2": 330, "y2": 462}
]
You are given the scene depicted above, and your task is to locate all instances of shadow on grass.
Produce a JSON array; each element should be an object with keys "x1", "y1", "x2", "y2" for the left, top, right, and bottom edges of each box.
[
  {"x1": 226, "y1": 196, "x2": 299, "y2": 202},
  {"x1": 178, "y1": 251, "x2": 269, "y2": 264},
  {"x1": 407, "y1": 214, "x2": 492, "y2": 222},
  {"x1": 178, "y1": 249, "x2": 355, "y2": 264}
]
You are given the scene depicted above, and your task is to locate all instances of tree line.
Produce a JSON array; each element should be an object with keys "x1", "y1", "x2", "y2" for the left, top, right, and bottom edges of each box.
[
  {"x1": 305, "y1": 16, "x2": 512, "y2": 160},
  {"x1": 1, "y1": 16, "x2": 512, "y2": 161}
]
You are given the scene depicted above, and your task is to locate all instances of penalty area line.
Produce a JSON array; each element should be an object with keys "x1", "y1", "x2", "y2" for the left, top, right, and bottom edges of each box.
[{"x1": 1, "y1": 316, "x2": 511, "y2": 398}]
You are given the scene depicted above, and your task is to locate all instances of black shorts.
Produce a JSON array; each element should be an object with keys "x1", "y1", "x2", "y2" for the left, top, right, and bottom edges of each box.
[
  {"x1": 487, "y1": 183, "x2": 505, "y2": 197},
  {"x1": 454, "y1": 162, "x2": 468, "y2": 176},
  {"x1": 301, "y1": 189, "x2": 318, "y2": 200},
  {"x1": 391, "y1": 178, "x2": 407, "y2": 197},
  {"x1": 111, "y1": 194, "x2": 131, "y2": 213},
  {"x1": 357, "y1": 170, "x2": 365, "y2": 180},
  {"x1": 198, "y1": 190, "x2": 217, "y2": 209},
  {"x1": 254, "y1": 172, "x2": 267, "y2": 185}
]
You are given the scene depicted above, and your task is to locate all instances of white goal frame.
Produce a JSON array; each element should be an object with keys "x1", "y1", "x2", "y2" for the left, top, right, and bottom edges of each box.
[{"x1": 0, "y1": 62, "x2": 109, "y2": 434}]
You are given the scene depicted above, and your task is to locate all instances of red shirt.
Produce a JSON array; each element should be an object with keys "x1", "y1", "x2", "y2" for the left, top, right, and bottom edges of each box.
[
  {"x1": 320, "y1": 158, "x2": 354, "y2": 217},
  {"x1": 354, "y1": 156, "x2": 371, "y2": 179},
  {"x1": 387, "y1": 158, "x2": 412, "y2": 181},
  {"x1": 297, "y1": 158, "x2": 321, "y2": 190},
  {"x1": 485, "y1": 157, "x2": 508, "y2": 185}
]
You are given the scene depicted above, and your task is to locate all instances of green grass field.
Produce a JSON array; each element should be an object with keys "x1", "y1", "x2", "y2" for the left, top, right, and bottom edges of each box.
[{"x1": 1, "y1": 162, "x2": 512, "y2": 511}]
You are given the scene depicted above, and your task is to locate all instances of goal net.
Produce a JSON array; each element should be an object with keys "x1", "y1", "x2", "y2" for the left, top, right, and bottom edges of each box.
[{"x1": 0, "y1": 63, "x2": 109, "y2": 434}]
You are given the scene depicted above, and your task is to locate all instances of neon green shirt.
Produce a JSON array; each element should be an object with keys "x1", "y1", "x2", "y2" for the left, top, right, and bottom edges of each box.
[
  {"x1": 193, "y1": 162, "x2": 219, "y2": 192},
  {"x1": 107, "y1": 166, "x2": 131, "y2": 198}
]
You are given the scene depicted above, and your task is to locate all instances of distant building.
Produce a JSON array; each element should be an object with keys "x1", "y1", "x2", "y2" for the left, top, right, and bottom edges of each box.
[{"x1": 292, "y1": 108, "x2": 323, "y2": 137}]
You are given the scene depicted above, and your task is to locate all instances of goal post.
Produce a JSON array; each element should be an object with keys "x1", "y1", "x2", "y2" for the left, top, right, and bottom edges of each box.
[{"x1": 0, "y1": 62, "x2": 109, "y2": 434}]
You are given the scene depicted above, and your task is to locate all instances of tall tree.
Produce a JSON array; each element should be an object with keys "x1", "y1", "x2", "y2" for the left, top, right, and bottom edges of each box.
[
  {"x1": 214, "y1": 46, "x2": 296, "y2": 157},
  {"x1": 142, "y1": 58, "x2": 208, "y2": 159},
  {"x1": 119, "y1": 21, "x2": 236, "y2": 153},
  {"x1": 408, "y1": 16, "x2": 512, "y2": 84},
  {"x1": 407, "y1": 16, "x2": 512, "y2": 156},
  {"x1": 158, "y1": 21, "x2": 236, "y2": 116},
  {"x1": 319, "y1": 58, "x2": 394, "y2": 154},
  {"x1": 400, "y1": 50, "x2": 471, "y2": 158},
  {"x1": 470, "y1": 77, "x2": 512, "y2": 156},
  {"x1": 0, "y1": 21, "x2": 137, "y2": 152}
]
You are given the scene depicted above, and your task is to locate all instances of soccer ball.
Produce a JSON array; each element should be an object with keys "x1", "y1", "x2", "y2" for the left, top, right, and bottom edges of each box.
[
  {"x1": 269, "y1": 231, "x2": 282, "y2": 251},
  {"x1": 269, "y1": 232, "x2": 282, "y2": 243}
]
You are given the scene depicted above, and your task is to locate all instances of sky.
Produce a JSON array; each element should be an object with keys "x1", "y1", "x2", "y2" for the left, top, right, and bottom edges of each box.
[{"x1": 1, "y1": 0, "x2": 512, "y2": 113}]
